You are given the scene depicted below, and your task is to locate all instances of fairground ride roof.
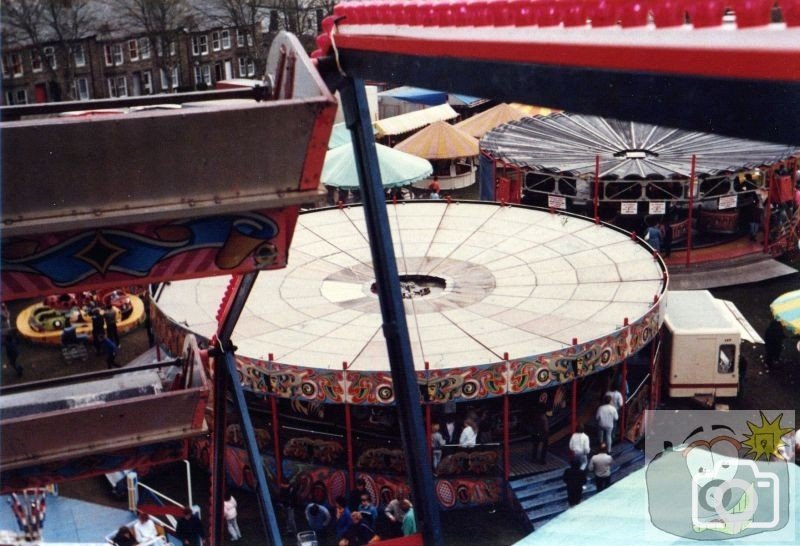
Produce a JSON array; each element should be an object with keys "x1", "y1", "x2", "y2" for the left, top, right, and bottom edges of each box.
[
  {"x1": 481, "y1": 113, "x2": 798, "y2": 178},
  {"x1": 158, "y1": 202, "x2": 666, "y2": 376}
]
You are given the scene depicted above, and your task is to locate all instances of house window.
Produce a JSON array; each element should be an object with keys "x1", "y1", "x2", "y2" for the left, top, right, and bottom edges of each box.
[
  {"x1": 160, "y1": 65, "x2": 179, "y2": 90},
  {"x1": 238, "y1": 57, "x2": 254, "y2": 77},
  {"x1": 194, "y1": 64, "x2": 212, "y2": 85},
  {"x1": 31, "y1": 50, "x2": 43, "y2": 72},
  {"x1": 221, "y1": 30, "x2": 231, "y2": 49},
  {"x1": 156, "y1": 38, "x2": 174, "y2": 58},
  {"x1": 139, "y1": 38, "x2": 151, "y2": 59},
  {"x1": 128, "y1": 39, "x2": 139, "y2": 61},
  {"x1": 73, "y1": 45, "x2": 86, "y2": 67},
  {"x1": 5, "y1": 88, "x2": 28, "y2": 104},
  {"x1": 236, "y1": 29, "x2": 245, "y2": 47},
  {"x1": 104, "y1": 44, "x2": 123, "y2": 66},
  {"x1": 212, "y1": 31, "x2": 221, "y2": 51},
  {"x1": 192, "y1": 35, "x2": 209, "y2": 56},
  {"x1": 4, "y1": 53, "x2": 24, "y2": 77},
  {"x1": 107, "y1": 75, "x2": 128, "y2": 97},
  {"x1": 43, "y1": 46, "x2": 57, "y2": 69},
  {"x1": 72, "y1": 77, "x2": 90, "y2": 100},
  {"x1": 142, "y1": 70, "x2": 153, "y2": 94}
]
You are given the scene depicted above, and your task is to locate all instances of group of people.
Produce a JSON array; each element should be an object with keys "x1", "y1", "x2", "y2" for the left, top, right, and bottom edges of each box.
[
  {"x1": 644, "y1": 217, "x2": 673, "y2": 257},
  {"x1": 562, "y1": 387, "x2": 624, "y2": 506},
  {"x1": 112, "y1": 508, "x2": 204, "y2": 546},
  {"x1": 303, "y1": 480, "x2": 416, "y2": 545},
  {"x1": 59, "y1": 304, "x2": 121, "y2": 368}
]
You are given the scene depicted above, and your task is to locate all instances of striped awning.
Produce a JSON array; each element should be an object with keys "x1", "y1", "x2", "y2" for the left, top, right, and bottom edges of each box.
[
  {"x1": 373, "y1": 103, "x2": 458, "y2": 137},
  {"x1": 394, "y1": 120, "x2": 479, "y2": 159},
  {"x1": 770, "y1": 289, "x2": 800, "y2": 335}
]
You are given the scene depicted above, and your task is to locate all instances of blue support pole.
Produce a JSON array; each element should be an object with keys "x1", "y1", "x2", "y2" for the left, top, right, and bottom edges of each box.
[
  {"x1": 339, "y1": 77, "x2": 442, "y2": 546},
  {"x1": 216, "y1": 271, "x2": 282, "y2": 546}
]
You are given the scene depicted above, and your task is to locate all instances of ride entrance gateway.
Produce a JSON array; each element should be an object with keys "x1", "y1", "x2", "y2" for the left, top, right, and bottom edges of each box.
[{"x1": 154, "y1": 201, "x2": 667, "y2": 511}]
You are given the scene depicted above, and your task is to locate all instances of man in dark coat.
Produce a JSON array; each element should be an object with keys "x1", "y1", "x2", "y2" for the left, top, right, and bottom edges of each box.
[
  {"x1": 562, "y1": 458, "x2": 587, "y2": 506},
  {"x1": 175, "y1": 507, "x2": 204, "y2": 546},
  {"x1": 91, "y1": 309, "x2": 105, "y2": 355},
  {"x1": 764, "y1": 319, "x2": 785, "y2": 372},
  {"x1": 104, "y1": 305, "x2": 120, "y2": 346}
]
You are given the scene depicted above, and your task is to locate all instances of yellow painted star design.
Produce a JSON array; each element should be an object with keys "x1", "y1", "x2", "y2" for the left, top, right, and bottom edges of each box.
[{"x1": 741, "y1": 412, "x2": 793, "y2": 461}]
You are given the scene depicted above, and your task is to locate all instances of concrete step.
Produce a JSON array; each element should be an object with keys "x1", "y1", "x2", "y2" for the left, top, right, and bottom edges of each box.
[
  {"x1": 526, "y1": 500, "x2": 570, "y2": 523},
  {"x1": 509, "y1": 467, "x2": 567, "y2": 490}
]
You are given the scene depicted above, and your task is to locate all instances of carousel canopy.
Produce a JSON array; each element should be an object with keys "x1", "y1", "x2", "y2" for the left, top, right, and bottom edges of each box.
[
  {"x1": 770, "y1": 289, "x2": 800, "y2": 335},
  {"x1": 395, "y1": 120, "x2": 479, "y2": 160},
  {"x1": 454, "y1": 103, "x2": 528, "y2": 139},
  {"x1": 373, "y1": 103, "x2": 458, "y2": 138},
  {"x1": 379, "y1": 86, "x2": 483, "y2": 107},
  {"x1": 481, "y1": 112, "x2": 798, "y2": 178},
  {"x1": 322, "y1": 142, "x2": 433, "y2": 190},
  {"x1": 157, "y1": 202, "x2": 665, "y2": 373}
]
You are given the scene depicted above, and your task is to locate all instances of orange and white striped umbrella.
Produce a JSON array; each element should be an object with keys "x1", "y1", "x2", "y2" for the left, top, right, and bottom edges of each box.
[
  {"x1": 455, "y1": 103, "x2": 527, "y2": 138},
  {"x1": 394, "y1": 121, "x2": 479, "y2": 160}
]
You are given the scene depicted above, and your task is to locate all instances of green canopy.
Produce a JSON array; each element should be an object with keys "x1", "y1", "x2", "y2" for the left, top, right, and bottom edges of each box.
[{"x1": 322, "y1": 142, "x2": 433, "y2": 190}]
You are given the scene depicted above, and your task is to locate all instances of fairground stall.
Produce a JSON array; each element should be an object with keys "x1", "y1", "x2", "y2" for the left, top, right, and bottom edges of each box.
[{"x1": 152, "y1": 200, "x2": 667, "y2": 513}]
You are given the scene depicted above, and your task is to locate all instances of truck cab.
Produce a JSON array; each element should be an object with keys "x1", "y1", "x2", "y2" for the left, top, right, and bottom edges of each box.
[{"x1": 663, "y1": 290, "x2": 763, "y2": 401}]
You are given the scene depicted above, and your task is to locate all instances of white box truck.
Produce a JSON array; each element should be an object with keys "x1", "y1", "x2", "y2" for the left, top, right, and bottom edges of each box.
[{"x1": 663, "y1": 290, "x2": 763, "y2": 401}]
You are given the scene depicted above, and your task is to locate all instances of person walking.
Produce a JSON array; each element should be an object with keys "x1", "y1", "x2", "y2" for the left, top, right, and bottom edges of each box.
[
  {"x1": 91, "y1": 309, "x2": 105, "y2": 355},
  {"x1": 764, "y1": 319, "x2": 785, "y2": 372},
  {"x1": 645, "y1": 220, "x2": 662, "y2": 253},
  {"x1": 4, "y1": 329, "x2": 22, "y2": 377},
  {"x1": 589, "y1": 444, "x2": 614, "y2": 492},
  {"x1": 431, "y1": 423, "x2": 446, "y2": 471},
  {"x1": 100, "y1": 334, "x2": 119, "y2": 369},
  {"x1": 568, "y1": 424, "x2": 591, "y2": 470},
  {"x1": 530, "y1": 410, "x2": 549, "y2": 464},
  {"x1": 596, "y1": 395, "x2": 619, "y2": 452},
  {"x1": 562, "y1": 458, "x2": 587, "y2": 506},
  {"x1": 175, "y1": 507, "x2": 204, "y2": 546},
  {"x1": 104, "y1": 305, "x2": 120, "y2": 346},
  {"x1": 224, "y1": 494, "x2": 242, "y2": 541}
]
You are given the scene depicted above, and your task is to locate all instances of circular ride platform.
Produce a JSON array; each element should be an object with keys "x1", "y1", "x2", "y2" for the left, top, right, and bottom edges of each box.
[
  {"x1": 156, "y1": 201, "x2": 667, "y2": 405},
  {"x1": 17, "y1": 295, "x2": 145, "y2": 345}
]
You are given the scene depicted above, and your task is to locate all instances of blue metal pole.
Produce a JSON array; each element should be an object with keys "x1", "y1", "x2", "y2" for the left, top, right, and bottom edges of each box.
[
  {"x1": 216, "y1": 272, "x2": 282, "y2": 546},
  {"x1": 339, "y1": 77, "x2": 442, "y2": 546}
]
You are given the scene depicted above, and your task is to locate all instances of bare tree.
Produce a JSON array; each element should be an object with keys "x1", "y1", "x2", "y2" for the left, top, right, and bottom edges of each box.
[
  {"x1": 266, "y1": 0, "x2": 333, "y2": 36},
  {"x1": 196, "y1": 0, "x2": 268, "y2": 76},
  {"x1": 2, "y1": 0, "x2": 97, "y2": 101},
  {"x1": 107, "y1": 0, "x2": 195, "y2": 91}
]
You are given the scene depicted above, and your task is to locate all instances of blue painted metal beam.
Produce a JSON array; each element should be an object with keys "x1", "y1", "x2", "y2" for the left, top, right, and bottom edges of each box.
[
  {"x1": 215, "y1": 271, "x2": 282, "y2": 546},
  {"x1": 339, "y1": 77, "x2": 443, "y2": 546}
]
